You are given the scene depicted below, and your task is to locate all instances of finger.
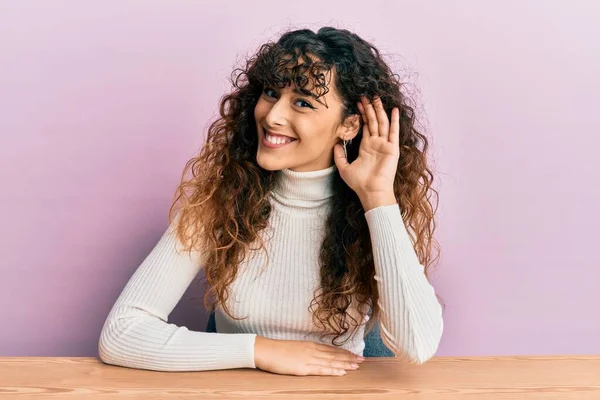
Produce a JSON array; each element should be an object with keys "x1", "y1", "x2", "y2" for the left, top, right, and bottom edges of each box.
[
  {"x1": 356, "y1": 102, "x2": 367, "y2": 123},
  {"x1": 390, "y1": 107, "x2": 400, "y2": 144},
  {"x1": 362, "y1": 96, "x2": 379, "y2": 137},
  {"x1": 333, "y1": 142, "x2": 350, "y2": 171},
  {"x1": 312, "y1": 358, "x2": 359, "y2": 370},
  {"x1": 356, "y1": 102, "x2": 370, "y2": 137},
  {"x1": 315, "y1": 352, "x2": 363, "y2": 367},
  {"x1": 373, "y1": 97, "x2": 389, "y2": 137},
  {"x1": 314, "y1": 344, "x2": 364, "y2": 362},
  {"x1": 315, "y1": 349, "x2": 360, "y2": 362},
  {"x1": 306, "y1": 365, "x2": 347, "y2": 376}
]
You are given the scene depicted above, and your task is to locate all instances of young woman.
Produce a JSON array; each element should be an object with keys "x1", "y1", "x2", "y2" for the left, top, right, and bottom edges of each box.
[{"x1": 98, "y1": 26, "x2": 443, "y2": 377}]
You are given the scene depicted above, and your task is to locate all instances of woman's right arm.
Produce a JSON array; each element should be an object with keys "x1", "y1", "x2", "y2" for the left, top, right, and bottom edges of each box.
[
  {"x1": 99, "y1": 214, "x2": 365, "y2": 375},
  {"x1": 97, "y1": 216, "x2": 257, "y2": 372}
]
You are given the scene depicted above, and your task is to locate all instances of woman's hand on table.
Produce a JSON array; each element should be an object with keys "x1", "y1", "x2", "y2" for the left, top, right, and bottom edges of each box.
[{"x1": 254, "y1": 336, "x2": 364, "y2": 376}]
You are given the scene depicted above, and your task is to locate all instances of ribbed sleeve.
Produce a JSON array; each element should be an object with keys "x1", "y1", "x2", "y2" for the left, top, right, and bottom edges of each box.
[
  {"x1": 364, "y1": 203, "x2": 444, "y2": 364},
  {"x1": 97, "y1": 220, "x2": 257, "y2": 371}
]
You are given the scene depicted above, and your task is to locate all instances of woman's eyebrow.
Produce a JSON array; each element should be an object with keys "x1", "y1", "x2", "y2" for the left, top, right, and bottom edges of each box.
[
  {"x1": 293, "y1": 87, "x2": 318, "y2": 99},
  {"x1": 292, "y1": 87, "x2": 328, "y2": 107}
]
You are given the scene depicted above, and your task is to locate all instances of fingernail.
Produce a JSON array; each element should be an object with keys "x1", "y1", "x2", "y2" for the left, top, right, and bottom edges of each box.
[
  {"x1": 351, "y1": 363, "x2": 359, "y2": 369},
  {"x1": 357, "y1": 355, "x2": 365, "y2": 361}
]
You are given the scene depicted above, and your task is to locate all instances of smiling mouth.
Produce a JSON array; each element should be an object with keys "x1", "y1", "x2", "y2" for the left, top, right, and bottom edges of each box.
[{"x1": 262, "y1": 131, "x2": 297, "y2": 148}]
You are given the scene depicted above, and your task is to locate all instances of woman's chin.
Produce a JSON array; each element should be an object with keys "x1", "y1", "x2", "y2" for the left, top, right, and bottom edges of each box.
[{"x1": 256, "y1": 154, "x2": 286, "y2": 171}]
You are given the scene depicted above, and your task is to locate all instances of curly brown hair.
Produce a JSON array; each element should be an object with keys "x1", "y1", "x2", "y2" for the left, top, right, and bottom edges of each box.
[{"x1": 168, "y1": 27, "x2": 440, "y2": 346}]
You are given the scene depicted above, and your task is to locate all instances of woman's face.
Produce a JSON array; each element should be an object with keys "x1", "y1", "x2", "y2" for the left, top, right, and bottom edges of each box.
[{"x1": 254, "y1": 71, "x2": 358, "y2": 172}]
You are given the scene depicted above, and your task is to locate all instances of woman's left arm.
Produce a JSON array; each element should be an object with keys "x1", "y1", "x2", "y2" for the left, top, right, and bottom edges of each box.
[
  {"x1": 363, "y1": 201, "x2": 443, "y2": 364},
  {"x1": 334, "y1": 96, "x2": 443, "y2": 364}
]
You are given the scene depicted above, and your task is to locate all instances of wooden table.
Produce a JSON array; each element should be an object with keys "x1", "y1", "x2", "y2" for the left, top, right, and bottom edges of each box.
[{"x1": 1, "y1": 356, "x2": 599, "y2": 399}]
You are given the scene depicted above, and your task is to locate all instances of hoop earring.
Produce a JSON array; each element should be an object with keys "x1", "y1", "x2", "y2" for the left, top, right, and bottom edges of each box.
[{"x1": 343, "y1": 139, "x2": 352, "y2": 159}]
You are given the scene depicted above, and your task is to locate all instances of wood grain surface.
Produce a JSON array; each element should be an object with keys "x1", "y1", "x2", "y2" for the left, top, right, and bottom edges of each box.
[{"x1": 1, "y1": 356, "x2": 599, "y2": 399}]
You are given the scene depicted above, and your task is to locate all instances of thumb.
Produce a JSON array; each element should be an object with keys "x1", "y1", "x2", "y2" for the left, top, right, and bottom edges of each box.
[{"x1": 333, "y1": 143, "x2": 350, "y2": 171}]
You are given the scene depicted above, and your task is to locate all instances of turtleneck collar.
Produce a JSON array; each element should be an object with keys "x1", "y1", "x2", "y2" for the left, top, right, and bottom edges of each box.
[{"x1": 270, "y1": 164, "x2": 337, "y2": 208}]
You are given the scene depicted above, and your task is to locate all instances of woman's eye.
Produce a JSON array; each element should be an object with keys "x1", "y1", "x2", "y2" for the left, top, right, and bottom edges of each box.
[
  {"x1": 262, "y1": 88, "x2": 314, "y2": 109},
  {"x1": 295, "y1": 100, "x2": 314, "y2": 108},
  {"x1": 264, "y1": 88, "x2": 277, "y2": 98}
]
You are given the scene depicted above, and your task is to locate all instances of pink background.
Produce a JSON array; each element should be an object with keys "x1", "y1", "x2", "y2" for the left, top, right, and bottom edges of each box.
[{"x1": 1, "y1": 1, "x2": 599, "y2": 356}]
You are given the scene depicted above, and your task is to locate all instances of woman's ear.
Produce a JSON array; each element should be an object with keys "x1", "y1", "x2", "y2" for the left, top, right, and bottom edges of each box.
[{"x1": 340, "y1": 114, "x2": 361, "y2": 141}]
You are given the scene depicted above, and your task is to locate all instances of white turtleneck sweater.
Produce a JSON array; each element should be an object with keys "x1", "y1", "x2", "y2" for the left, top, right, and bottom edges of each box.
[{"x1": 98, "y1": 164, "x2": 443, "y2": 371}]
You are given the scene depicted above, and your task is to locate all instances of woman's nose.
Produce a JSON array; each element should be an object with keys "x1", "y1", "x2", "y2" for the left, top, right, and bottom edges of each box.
[{"x1": 265, "y1": 100, "x2": 289, "y2": 127}]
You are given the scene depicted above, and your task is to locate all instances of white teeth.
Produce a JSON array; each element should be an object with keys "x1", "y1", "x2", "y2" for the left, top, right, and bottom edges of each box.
[{"x1": 266, "y1": 133, "x2": 293, "y2": 145}]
